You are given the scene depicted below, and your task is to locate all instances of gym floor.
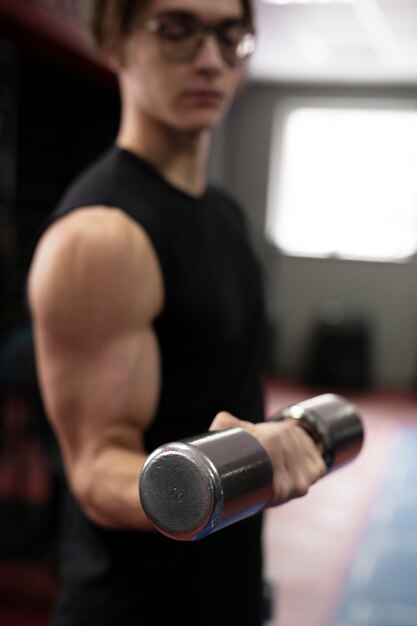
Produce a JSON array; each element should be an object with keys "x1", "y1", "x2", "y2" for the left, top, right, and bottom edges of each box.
[{"x1": 263, "y1": 379, "x2": 417, "y2": 626}]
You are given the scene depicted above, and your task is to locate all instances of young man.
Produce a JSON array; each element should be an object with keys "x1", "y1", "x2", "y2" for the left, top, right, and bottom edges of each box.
[{"x1": 28, "y1": 1, "x2": 326, "y2": 624}]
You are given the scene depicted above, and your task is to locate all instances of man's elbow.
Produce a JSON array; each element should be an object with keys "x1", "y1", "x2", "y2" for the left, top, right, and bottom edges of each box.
[{"x1": 70, "y1": 460, "x2": 117, "y2": 529}]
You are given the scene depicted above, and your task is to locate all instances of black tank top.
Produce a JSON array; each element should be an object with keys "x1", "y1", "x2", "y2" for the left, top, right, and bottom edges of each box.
[{"x1": 40, "y1": 146, "x2": 268, "y2": 626}]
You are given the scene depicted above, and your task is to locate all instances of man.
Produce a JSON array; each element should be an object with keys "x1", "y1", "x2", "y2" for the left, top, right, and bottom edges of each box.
[{"x1": 28, "y1": 1, "x2": 325, "y2": 624}]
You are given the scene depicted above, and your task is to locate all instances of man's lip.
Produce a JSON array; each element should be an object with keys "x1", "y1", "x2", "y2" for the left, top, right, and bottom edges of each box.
[{"x1": 184, "y1": 89, "x2": 224, "y2": 100}]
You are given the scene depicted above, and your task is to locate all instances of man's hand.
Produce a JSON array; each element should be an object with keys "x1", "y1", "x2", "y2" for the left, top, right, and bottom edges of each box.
[{"x1": 209, "y1": 412, "x2": 327, "y2": 507}]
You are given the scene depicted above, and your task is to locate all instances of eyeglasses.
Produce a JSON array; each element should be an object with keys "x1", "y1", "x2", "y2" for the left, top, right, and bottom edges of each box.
[{"x1": 139, "y1": 12, "x2": 256, "y2": 67}]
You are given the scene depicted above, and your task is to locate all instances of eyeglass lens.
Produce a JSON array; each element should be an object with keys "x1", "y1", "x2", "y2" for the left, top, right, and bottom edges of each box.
[{"x1": 151, "y1": 13, "x2": 255, "y2": 66}]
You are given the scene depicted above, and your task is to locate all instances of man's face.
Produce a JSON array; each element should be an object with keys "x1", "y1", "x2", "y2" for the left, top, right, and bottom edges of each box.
[{"x1": 117, "y1": 0, "x2": 251, "y2": 133}]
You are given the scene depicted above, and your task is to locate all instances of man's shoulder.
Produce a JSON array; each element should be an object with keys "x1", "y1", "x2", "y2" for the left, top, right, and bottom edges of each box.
[
  {"x1": 36, "y1": 206, "x2": 148, "y2": 266},
  {"x1": 29, "y1": 206, "x2": 163, "y2": 327},
  {"x1": 54, "y1": 146, "x2": 121, "y2": 214}
]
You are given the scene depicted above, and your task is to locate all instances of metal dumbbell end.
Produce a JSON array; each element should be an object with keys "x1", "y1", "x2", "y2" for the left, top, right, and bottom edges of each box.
[
  {"x1": 139, "y1": 427, "x2": 273, "y2": 541},
  {"x1": 139, "y1": 393, "x2": 364, "y2": 541}
]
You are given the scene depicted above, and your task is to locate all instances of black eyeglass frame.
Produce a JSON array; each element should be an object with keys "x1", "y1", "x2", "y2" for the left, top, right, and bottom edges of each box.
[{"x1": 138, "y1": 14, "x2": 257, "y2": 67}]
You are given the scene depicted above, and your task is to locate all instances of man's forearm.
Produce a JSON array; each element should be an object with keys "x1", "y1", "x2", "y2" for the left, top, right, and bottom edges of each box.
[{"x1": 73, "y1": 446, "x2": 155, "y2": 531}]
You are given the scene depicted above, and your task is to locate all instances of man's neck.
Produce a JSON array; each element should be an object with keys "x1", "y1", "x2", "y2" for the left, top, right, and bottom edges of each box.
[{"x1": 117, "y1": 116, "x2": 212, "y2": 198}]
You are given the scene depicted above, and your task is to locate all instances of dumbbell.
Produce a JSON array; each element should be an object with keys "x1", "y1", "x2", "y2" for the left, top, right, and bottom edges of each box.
[{"x1": 139, "y1": 393, "x2": 364, "y2": 541}]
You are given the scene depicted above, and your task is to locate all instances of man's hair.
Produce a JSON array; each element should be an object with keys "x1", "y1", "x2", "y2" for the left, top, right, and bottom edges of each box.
[{"x1": 85, "y1": 0, "x2": 255, "y2": 57}]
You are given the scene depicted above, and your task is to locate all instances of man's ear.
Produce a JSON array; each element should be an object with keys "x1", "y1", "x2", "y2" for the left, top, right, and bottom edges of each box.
[
  {"x1": 102, "y1": 51, "x2": 121, "y2": 73},
  {"x1": 92, "y1": 35, "x2": 127, "y2": 73}
]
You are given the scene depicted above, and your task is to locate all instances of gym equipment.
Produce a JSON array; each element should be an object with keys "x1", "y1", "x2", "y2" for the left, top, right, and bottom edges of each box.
[{"x1": 139, "y1": 393, "x2": 364, "y2": 541}]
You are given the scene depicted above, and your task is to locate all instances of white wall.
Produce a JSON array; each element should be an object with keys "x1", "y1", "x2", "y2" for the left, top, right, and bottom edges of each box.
[{"x1": 214, "y1": 81, "x2": 417, "y2": 390}]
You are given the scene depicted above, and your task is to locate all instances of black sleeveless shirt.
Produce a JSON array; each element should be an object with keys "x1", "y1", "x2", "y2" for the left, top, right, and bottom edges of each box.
[{"x1": 40, "y1": 146, "x2": 268, "y2": 626}]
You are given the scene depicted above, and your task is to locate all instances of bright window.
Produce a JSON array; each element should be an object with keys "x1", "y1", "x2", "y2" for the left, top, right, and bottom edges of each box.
[{"x1": 265, "y1": 99, "x2": 417, "y2": 261}]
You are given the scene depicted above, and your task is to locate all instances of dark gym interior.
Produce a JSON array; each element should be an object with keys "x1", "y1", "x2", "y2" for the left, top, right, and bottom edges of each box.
[{"x1": 1, "y1": 2, "x2": 417, "y2": 625}]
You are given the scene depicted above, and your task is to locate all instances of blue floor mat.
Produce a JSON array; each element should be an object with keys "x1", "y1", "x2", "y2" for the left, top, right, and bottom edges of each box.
[{"x1": 328, "y1": 426, "x2": 417, "y2": 626}]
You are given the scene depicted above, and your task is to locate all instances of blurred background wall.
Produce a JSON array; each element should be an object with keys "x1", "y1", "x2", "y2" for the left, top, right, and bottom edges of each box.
[
  {"x1": 212, "y1": 80, "x2": 417, "y2": 390},
  {"x1": 1, "y1": 0, "x2": 417, "y2": 392}
]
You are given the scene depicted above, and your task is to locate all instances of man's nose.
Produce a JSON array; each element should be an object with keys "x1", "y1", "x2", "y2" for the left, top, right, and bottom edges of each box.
[{"x1": 193, "y1": 33, "x2": 225, "y2": 70}]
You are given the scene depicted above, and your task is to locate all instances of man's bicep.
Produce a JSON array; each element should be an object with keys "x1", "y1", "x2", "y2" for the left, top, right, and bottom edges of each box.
[
  {"x1": 35, "y1": 323, "x2": 160, "y2": 454},
  {"x1": 28, "y1": 208, "x2": 163, "y2": 467}
]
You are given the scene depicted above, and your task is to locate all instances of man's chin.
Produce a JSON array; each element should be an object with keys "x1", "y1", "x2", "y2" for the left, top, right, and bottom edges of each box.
[{"x1": 182, "y1": 110, "x2": 228, "y2": 133}]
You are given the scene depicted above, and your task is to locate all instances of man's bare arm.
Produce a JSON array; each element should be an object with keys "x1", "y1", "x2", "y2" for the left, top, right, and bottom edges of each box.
[{"x1": 28, "y1": 206, "x2": 164, "y2": 530}]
